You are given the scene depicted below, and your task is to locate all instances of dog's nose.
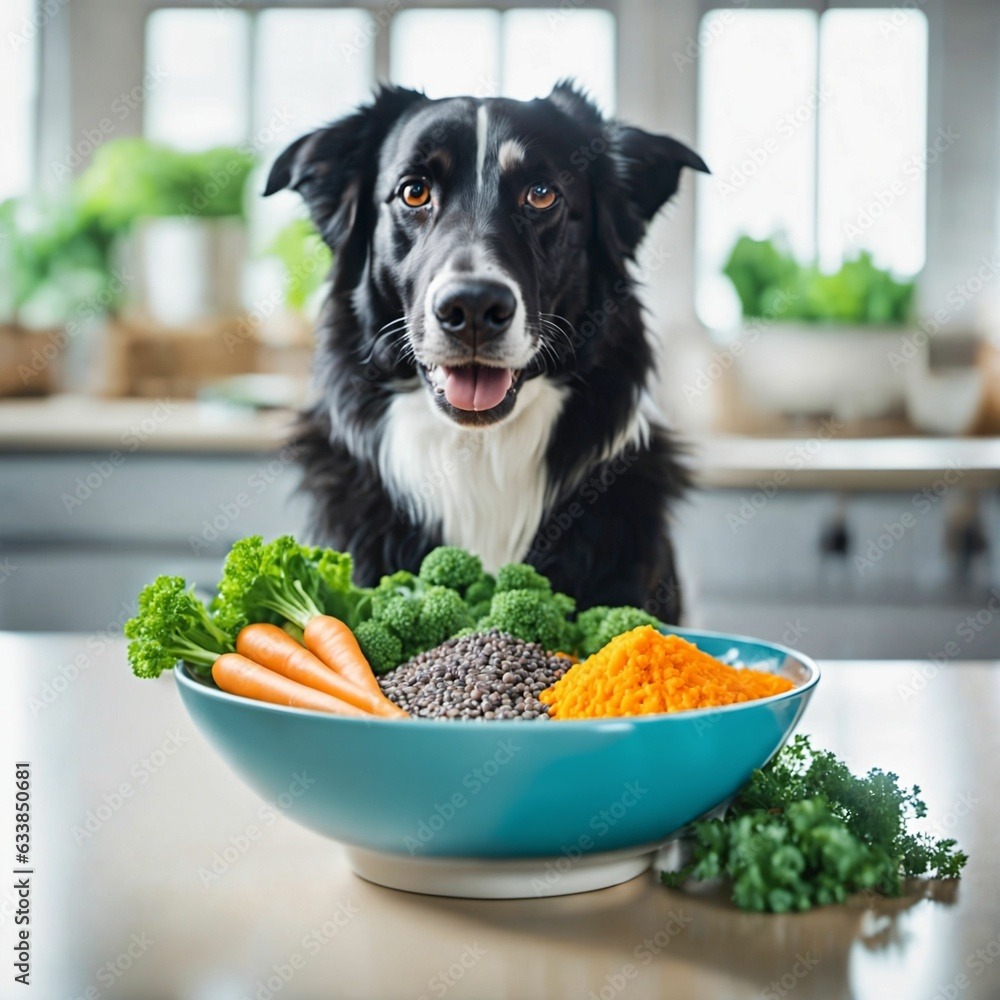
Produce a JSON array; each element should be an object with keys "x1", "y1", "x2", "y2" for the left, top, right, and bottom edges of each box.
[{"x1": 432, "y1": 279, "x2": 516, "y2": 346}]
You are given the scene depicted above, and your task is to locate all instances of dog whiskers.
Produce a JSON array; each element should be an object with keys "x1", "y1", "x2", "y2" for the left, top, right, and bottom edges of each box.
[
  {"x1": 532, "y1": 312, "x2": 579, "y2": 373},
  {"x1": 358, "y1": 316, "x2": 411, "y2": 369},
  {"x1": 538, "y1": 312, "x2": 579, "y2": 362}
]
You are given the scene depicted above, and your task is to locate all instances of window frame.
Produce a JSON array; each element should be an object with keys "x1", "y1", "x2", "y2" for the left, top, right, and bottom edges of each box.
[
  {"x1": 139, "y1": 0, "x2": 620, "y2": 99},
  {"x1": 694, "y1": 1, "x2": 931, "y2": 330},
  {"x1": 2, "y1": 0, "x2": 42, "y2": 201}
]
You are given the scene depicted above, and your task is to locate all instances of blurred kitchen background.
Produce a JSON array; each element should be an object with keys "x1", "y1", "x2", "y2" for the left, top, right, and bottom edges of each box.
[{"x1": 2, "y1": 0, "x2": 998, "y2": 658}]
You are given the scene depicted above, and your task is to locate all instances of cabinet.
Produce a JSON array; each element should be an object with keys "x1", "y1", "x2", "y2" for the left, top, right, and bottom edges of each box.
[
  {"x1": 674, "y1": 489, "x2": 999, "y2": 659},
  {"x1": 1, "y1": 451, "x2": 997, "y2": 659}
]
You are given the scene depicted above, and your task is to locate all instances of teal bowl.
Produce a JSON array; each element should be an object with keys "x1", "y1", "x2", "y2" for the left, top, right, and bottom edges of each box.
[{"x1": 175, "y1": 628, "x2": 818, "y2": 898}]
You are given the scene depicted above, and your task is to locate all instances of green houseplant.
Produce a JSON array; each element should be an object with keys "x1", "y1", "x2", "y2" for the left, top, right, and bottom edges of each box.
[
  {"x1": 263, "y1": 218, "x2": 332, "y2": 317},
  {"x1": 722, "y1": 235, "x2": 921, "y2": 421},
  {"x1": 724, "y1": 235, "x2": 915, "y2": 326},
  {"x1": 77, "y1": 139, "x2": 258, "y2": 326},
  {"x1": 0, "y1": 194, "x2": 129, "y2": 395},
  {"x1": 76, "y1": 139, "x2": 255, "y2": 224},
  {"x1": 0, "y1": 195, "x2": 124, "y2": 329}
]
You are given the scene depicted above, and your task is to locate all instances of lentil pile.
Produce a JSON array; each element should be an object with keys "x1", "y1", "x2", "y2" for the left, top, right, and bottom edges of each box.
[
  {"x1": 541, "y1": 626, "x2": 795, "y2": 720},
  {"x1": 378, "y1": 630, "x2": 570, "y2": 719}
]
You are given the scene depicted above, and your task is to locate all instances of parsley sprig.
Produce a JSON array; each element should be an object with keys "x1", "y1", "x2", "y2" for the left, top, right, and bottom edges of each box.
[{"x1": 662, "y1": 735, "x2": 968, "y2": 912}]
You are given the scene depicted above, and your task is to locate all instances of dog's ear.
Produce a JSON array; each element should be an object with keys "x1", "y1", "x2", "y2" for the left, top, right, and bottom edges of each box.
[
  {"x1": 547, "y1": 80, "x2": 606, "y2": 127},
  {"x1": 592, "y1": 126, "x2": 708, "y2": 258},
  {"x1": 547, "y1": 81, "x2": 708, "y2": 252},
  {"x1": 264, "y1": 86, "x2": 426, "y2": 249},
  {"x1": 609, "y1": 126, "x2": 709, "y2": 223}
]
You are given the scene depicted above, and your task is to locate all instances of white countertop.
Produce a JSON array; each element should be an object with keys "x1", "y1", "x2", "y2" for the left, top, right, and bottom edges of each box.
[
  {"x1": 693, "y1": 433, "x2": 1000, "y2": 489},
  {"x1": 2, "y1": 396, "x2": 999, "y2": 489},
  {"x1": 0, "y1": 395, "x2": 293, "y2": 453},
  {"x1": 5, "y1": 632, "x2": 999, "y2": 1000}
]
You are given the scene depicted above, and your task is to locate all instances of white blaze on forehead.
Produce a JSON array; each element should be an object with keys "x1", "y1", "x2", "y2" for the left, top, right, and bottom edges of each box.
[
  {"x1": 498, "y1": 139, "x2": 526, "y2": 174},
  {"x1": 476, "y1": 104, "x2": 488, "y2": 190}
]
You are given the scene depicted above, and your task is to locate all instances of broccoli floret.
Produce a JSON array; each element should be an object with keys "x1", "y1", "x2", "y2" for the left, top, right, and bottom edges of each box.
[
  {"x1": 494, "y1": 562, "x2": 552, "y2": 593},
  {"x1": 354, "y1": 620, "x2": 403, "y2": 675},
  {"x1": 464, "y1": 573, "x2": 496, "y2": 619},
  {"x1": 478, "y1": 588, "x2": 576, "y2": 652},
  {"x1": 414, "y1": 585, "x2": 474, "y2": 651},
  {"x1": 359, "y1": 577, "x2": 474, "y2": 661},
  {"x1": 577, "y1": 605, "x2": 663, "y2": 657},
  {"x1": 419, "y1": 546, "x2": 484, "y2": 592},
  {"x1": 374, "y1": 594, "x2": 421, "y2": 639},
  {"x1": 377, "y1": 569, "x2": 418, "y2": 594},
  {"x1": 125, "y1": 576, "x2": 232, "y2": 679},
  {"x1": 553, "y1": 592, "x2": 577, "y2": 618}
]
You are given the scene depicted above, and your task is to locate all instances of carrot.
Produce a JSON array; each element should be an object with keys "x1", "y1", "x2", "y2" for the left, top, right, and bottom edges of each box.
[
  {"x1": 303, "y1": 615, "x2": 404, "y2": 715},
  {"x1": 212, "y1": 653, "x2": 369, "y2": 717},
  {"x1": 236, "y1": 623, "x2": 405, "y2": 718}
]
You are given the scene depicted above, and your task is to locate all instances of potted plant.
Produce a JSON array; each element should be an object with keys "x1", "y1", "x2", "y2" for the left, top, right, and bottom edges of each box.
[
  {"x1": 723, "y1": 235, "x2": 919, "y2": 421},
  {"x1": 0, "y1": 195, "x2": 124, "y2": 394},
  {"x1": 77, "y1": 139, "x2": 256, "y2": 326}
]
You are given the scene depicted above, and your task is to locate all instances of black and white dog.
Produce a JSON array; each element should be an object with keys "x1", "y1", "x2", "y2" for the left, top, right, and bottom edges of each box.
[{"x1": 265, "y1": 83, "x2": 707, "y2": 622}]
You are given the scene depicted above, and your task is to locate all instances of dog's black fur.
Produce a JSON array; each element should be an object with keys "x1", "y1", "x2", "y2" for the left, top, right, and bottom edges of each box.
[{"x1": 265, "y1": 83, "x2": 707, "y2": 622}]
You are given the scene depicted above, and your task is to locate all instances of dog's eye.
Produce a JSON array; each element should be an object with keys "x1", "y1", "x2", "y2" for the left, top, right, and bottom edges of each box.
[
  {"x1": 524, "y1": 183, "x2": 558, "y2": 211},
  {"x1": 399, "y1": 178, "x2": 431, "y2": 208}
]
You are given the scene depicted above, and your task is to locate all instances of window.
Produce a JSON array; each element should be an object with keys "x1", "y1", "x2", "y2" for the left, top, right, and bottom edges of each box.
[
  {"x1": 143, "y1": 5, "x2": 616, "y2": 309},
  {"x1": 145, "y1": 9, "x2": 252, "y2": 151},
  {"x1": 696, "y1": 7, "x2": 928, "y2": 330},
  {"x1": 391, "y1": 7, "x2": 616, "y2": 112},
  {"x1": 145, "y1": 7, "x2": 379, "y2": 302},
  {"x1": 391, "y1": 9, "x2": 502, "y2": 100},
  {"x1": 252, "y1": 9, "x2": 376, "y2": 250},
  {"x1": 502, "y1": 9, "x2": 615, "y2": 113},
  {"x1": 0, "y1": 0, "x2": 39, "y2": 201},
  {"x1": 817, "y1": 9, "x2": 927, "y2": 276}
]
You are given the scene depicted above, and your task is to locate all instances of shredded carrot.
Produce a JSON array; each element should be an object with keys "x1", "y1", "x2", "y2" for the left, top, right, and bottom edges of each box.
[{"x1": 540, "y1": 626, "x2": 794, "y2": 719}]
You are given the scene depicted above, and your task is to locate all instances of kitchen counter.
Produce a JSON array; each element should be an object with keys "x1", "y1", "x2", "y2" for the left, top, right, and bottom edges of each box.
[
  {"x1": 694, "y1": 434, "x2": 1000, "y2": 490},
  {"x1": 6, "y1": 633, "x2": 999, "y2": 1000},
  {"x1": 2, "y1": 395, "x2": 1000, "y2": 489},
  {"x1": 0, "y1": 395, "x2": 293, "y2": 453}
]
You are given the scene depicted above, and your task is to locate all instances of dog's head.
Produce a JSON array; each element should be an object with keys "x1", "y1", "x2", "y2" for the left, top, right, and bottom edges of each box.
[{"x1": 266, "y1": 83, "x2": 707, "y2": 428}]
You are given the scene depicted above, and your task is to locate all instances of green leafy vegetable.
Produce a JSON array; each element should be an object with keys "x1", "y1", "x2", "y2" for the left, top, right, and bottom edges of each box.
[
  {"x1": 124, "y1": 576, "x2": 233, "y2": 679},
  {"x1": 126, "y1": 539, "x2": 677, "y2": 681},
  {"x1": 213, "y1": 534, "x2": 361, "y2": 639},
  {"x1": 662, "y1": 735, "x2": 967, "y2": 912}
]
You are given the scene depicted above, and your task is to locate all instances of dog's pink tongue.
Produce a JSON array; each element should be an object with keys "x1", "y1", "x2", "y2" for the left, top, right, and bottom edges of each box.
[{"x1": 443, "y1": 366, "x2": 513, "y2": 411}]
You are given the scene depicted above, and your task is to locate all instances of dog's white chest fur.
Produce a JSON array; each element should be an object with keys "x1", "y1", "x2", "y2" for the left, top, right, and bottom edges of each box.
[{"x1": 379, "y1": 380, "x2": 567, "y2": 572}]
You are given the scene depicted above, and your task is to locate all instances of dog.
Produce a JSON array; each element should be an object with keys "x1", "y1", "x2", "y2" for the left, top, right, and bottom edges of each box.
[{"x1": 264, "y1": 82, "x2": 707, "y2": 623}]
